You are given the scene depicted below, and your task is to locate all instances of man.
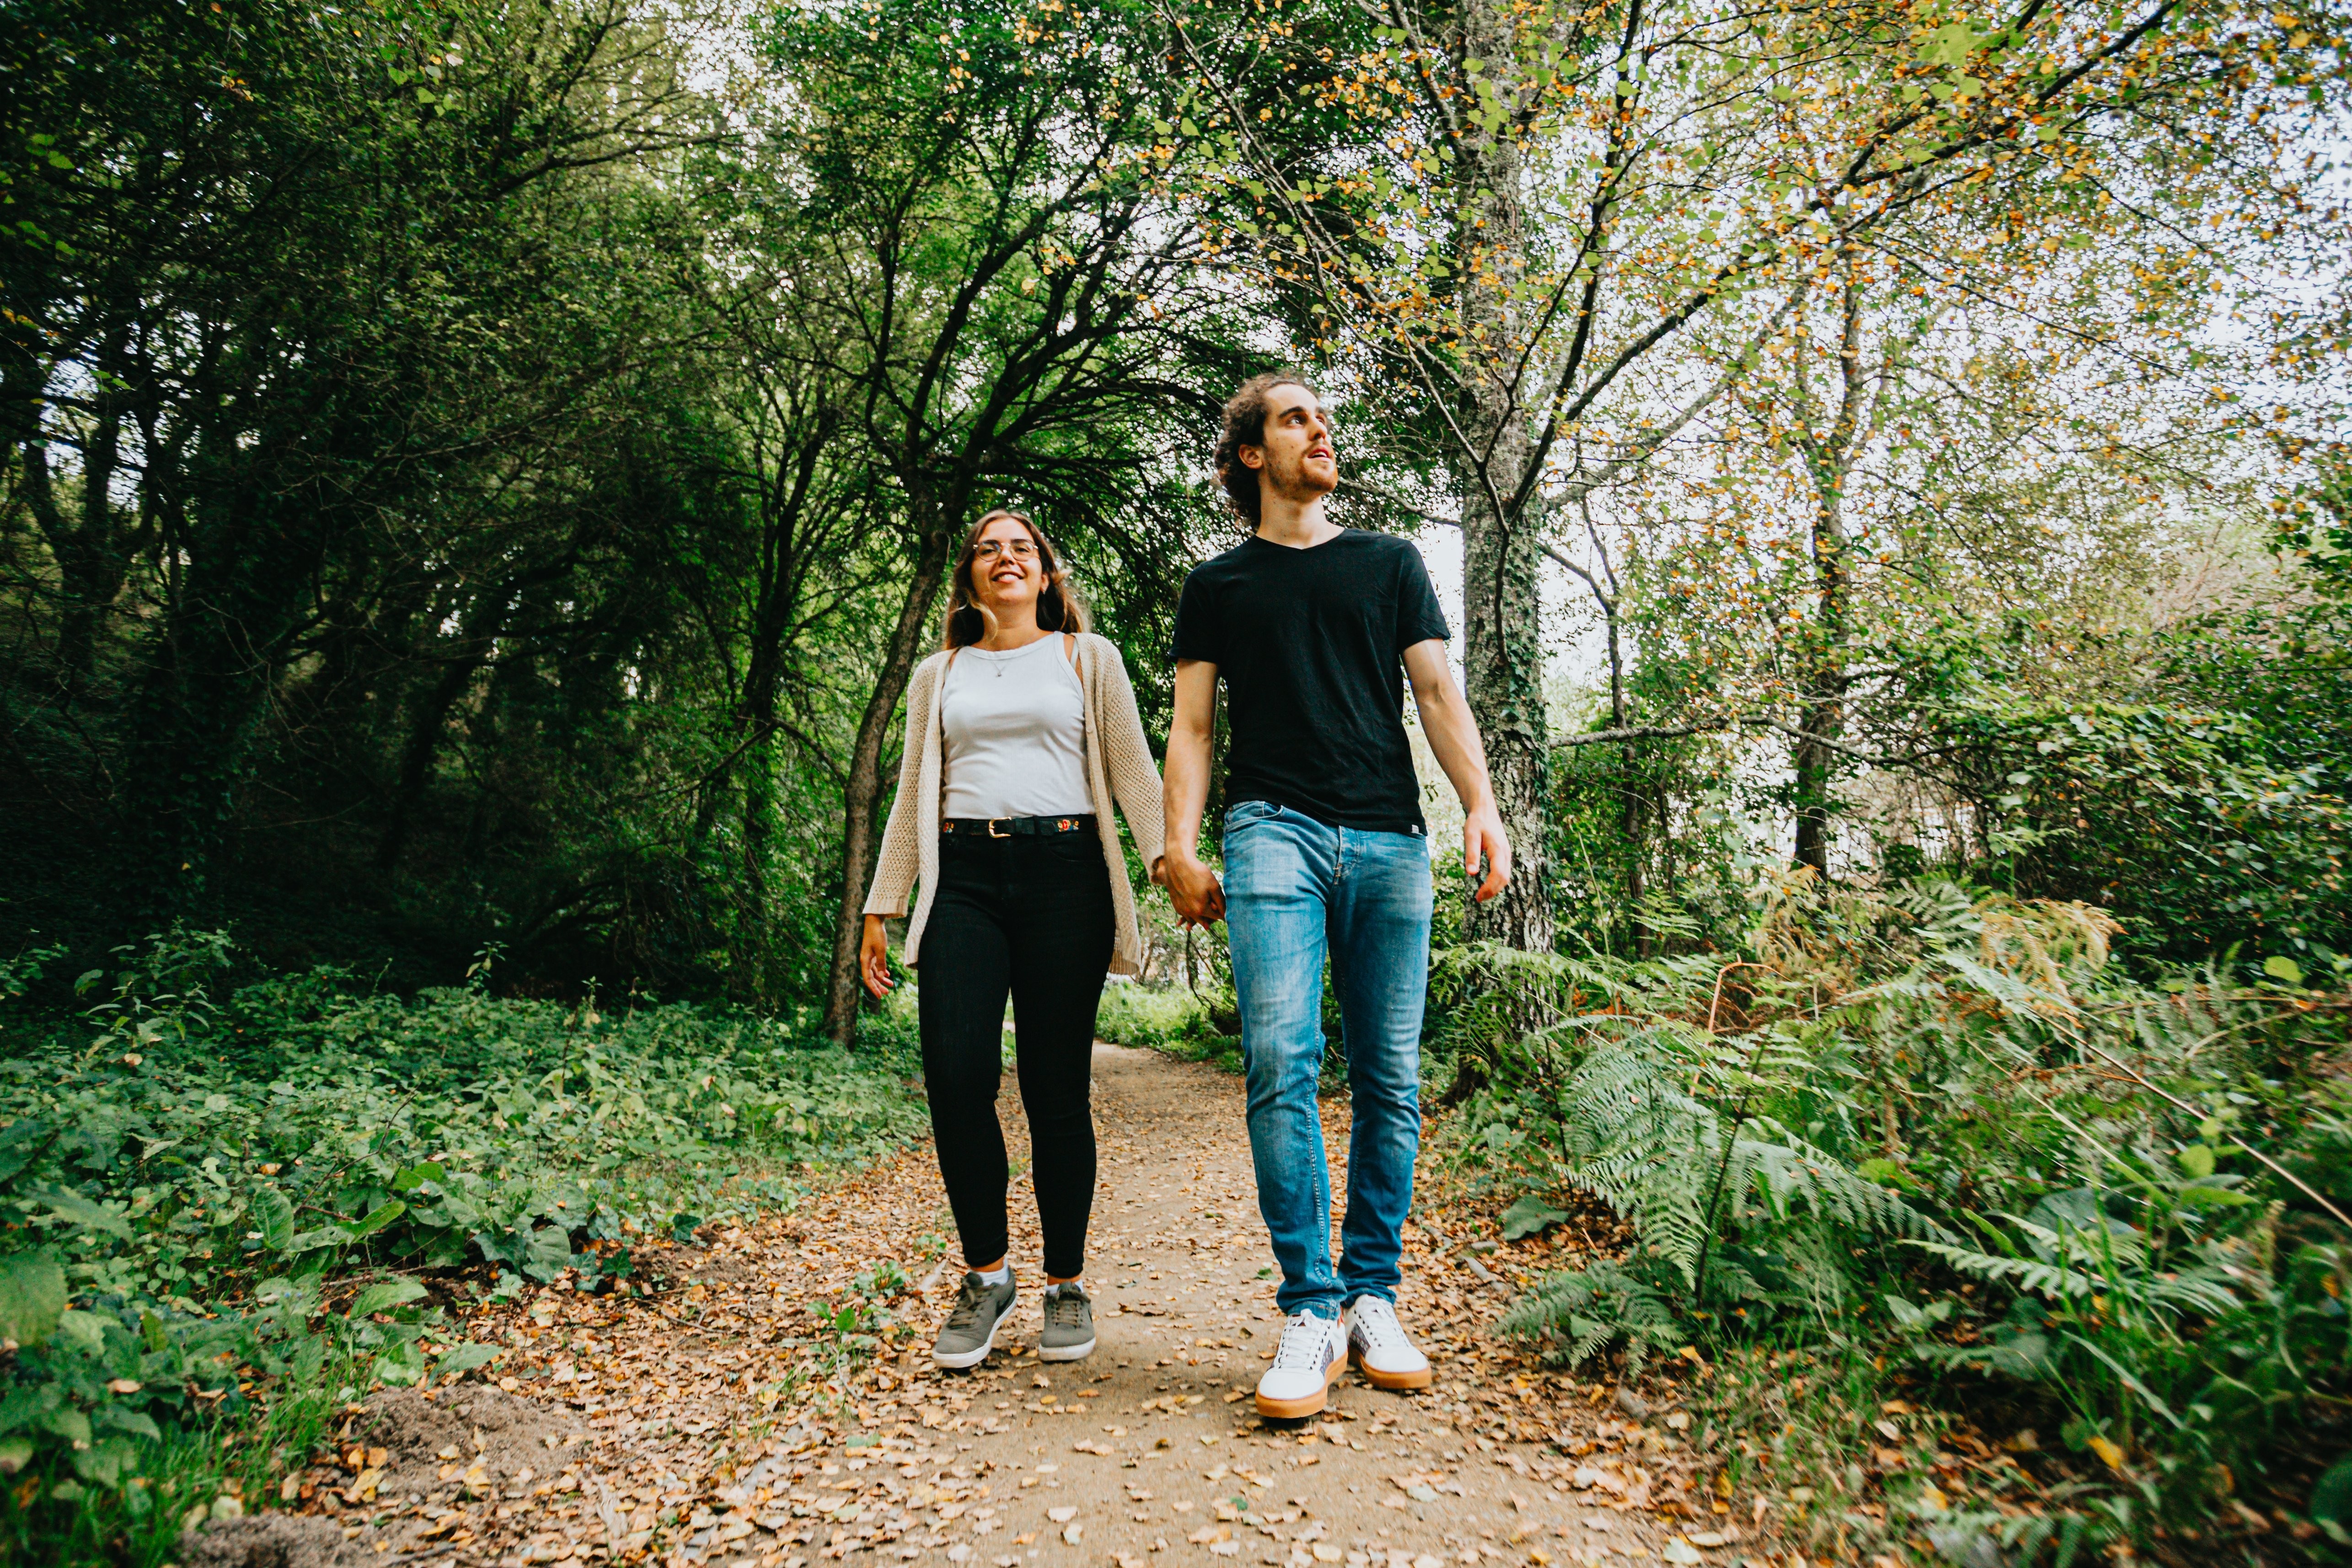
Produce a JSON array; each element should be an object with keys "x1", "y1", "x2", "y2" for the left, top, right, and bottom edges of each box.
[{"x1": 1162, "y1": 372, "x2": 1511, "y2": 1418}]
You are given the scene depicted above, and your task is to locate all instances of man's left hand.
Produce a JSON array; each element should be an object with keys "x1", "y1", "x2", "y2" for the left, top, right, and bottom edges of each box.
[{"x1": 1463, "y1": 807, "x2": 1512, "y2": 903}]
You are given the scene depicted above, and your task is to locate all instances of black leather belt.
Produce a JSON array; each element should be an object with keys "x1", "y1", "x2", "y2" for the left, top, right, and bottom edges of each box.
[{"x1": 942, "y1": 814, "x2": 1098, "y2": 839}]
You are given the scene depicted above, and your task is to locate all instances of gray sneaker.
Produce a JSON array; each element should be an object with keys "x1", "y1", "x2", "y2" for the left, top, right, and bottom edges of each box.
[
  {"x1": 933, "y1": 1270, "x2": 1018, "y2": 1370},
  {"x1": 1039, "y1": 1282, "x2": 1096, "y2": 1362}
]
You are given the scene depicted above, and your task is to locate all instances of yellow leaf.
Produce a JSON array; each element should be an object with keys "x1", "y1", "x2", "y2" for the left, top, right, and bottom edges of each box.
[{"x1": 2088, "y1": 1436, "x2": 2125, "y2": 1471}]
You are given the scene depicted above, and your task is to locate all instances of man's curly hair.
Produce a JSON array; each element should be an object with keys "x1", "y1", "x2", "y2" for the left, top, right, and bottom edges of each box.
[{"x1": 1212, "y1": 370, "x2": 1315, "y2": 524}]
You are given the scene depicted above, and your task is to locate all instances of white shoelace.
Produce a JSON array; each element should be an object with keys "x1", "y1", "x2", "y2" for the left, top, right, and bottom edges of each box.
[
  {"x1": 1272, "y1": 1311, "x2": 1335, "y2": 1371},
  {"x1": 1350, "y1": 1298, "x2": 1409, "y2": 1352}
]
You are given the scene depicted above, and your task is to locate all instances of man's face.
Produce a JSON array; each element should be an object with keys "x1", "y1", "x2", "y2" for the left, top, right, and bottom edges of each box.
[{"x1": 1242, "y1": 383, "x2": 1337, "y2": 503}]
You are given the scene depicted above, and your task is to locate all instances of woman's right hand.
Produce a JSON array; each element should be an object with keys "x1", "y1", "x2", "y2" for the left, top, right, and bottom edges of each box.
[{"x1": 860, "y1": 915, "x2": 895, "y2": 998}]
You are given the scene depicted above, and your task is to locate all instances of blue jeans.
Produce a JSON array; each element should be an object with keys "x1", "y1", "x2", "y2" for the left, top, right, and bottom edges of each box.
[{"x1": 1222, "y1": 800, "x2": 1433, "y2": 1320}]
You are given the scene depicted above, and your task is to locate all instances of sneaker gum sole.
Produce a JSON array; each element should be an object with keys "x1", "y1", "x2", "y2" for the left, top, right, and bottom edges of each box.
[
  {"x1": 932, "y1": 1296, "x2": 1017, "y2": 1370},
  {"x1": 1037, "y1": 1334, "x2": 1096, "y2": 1363},
  {"x1": 1349, "y1": 1347, "x2": 1433, "y2": 1390},
  {"x1": 1254, "y1": 1353, "x2": 1346, "y2": 1419}
]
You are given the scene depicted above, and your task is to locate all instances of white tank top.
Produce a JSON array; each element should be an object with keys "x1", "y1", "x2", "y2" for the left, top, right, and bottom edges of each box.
[{"x1": 940, "y1": 636, "x2": 1093, "y2": 819}]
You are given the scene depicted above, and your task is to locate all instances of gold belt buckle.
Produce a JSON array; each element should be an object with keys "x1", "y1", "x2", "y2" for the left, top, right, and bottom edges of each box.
[{"x1": 987, "y1": 818, "x2": 1011, "y2": 839}]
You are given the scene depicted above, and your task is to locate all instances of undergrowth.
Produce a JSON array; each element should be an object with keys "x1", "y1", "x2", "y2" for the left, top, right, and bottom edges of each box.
[
  {"x1": 0, "y1": 929, "x2": 928, "y2": 1564},
  {"x1": 1435, "y1": 871, "x2": 2352, "y2": 1564},
  {"x1": 1095, "y1": 982, "x2": 1241, "y2": 1074}
]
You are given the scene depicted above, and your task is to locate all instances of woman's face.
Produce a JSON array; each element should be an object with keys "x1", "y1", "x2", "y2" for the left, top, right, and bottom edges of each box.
[{"x1": 970, "y1": 517, "x2": 1045, "y2": 616}]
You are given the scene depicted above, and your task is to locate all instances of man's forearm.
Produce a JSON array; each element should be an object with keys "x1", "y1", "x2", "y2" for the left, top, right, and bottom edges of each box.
[
  {"x1": 1163, "y1": 728, "x2": 1212, "y2": 862},
  {"x1": 1164, "y1": 659, "x2": 1220, "y2": 864},
  {"x1": 1417, "y1": 685, "x2": 1496, "y2": 815}
]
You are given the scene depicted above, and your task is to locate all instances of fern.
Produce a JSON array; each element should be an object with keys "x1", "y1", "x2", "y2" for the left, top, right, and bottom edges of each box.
[{"x1": 1497, "y1": 1258, "x2": 1686, "y2": 1372}]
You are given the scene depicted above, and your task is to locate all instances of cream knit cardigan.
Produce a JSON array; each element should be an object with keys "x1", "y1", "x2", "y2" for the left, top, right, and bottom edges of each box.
[{"x1": 863, "y1": 631, "x2": 1167, "y2": 977}]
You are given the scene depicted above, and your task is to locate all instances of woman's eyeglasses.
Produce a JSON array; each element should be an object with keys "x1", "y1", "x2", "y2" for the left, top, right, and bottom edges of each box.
[{"x1": 974, "y1": 540, "x2": 1039, "y2": 562}]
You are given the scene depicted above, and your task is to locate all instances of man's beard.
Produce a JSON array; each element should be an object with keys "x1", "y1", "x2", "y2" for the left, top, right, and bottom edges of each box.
[{"x1": 1264, "y1": 451, "x2": 1337, "y2": 504}]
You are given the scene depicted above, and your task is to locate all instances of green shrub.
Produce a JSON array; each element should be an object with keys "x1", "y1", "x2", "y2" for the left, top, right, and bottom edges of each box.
[
  {"x1": 1448, "y1": 874, "x2": 2352, "y2": 1557},
  {"x1": 1093, "y1": 983, "x2": 1219, "y2": 1053},
  {"x1": 0, "y1": 930, "x2": 928, "y2": 1558}
]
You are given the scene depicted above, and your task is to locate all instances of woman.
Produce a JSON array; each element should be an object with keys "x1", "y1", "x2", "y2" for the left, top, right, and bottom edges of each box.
[{"x1": 861, "y1": 508, "x2": 1165, "y2": 1369}]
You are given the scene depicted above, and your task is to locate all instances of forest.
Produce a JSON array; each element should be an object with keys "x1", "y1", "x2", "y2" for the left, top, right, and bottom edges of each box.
[{"x1": 3, "y1": 0, "x2": 2350, "y2": 1560}]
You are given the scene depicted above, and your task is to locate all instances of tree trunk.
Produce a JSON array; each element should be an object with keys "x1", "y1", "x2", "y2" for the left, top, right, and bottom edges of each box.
[
  {"x1": 1452, "y1": 0, "x2": 1552, "y2": 953},
  {"x1": 820, "y1": 516, "x2": 953, "y2": 1046},
  {"x1": 1602, "y1": 597, "x2": 1649, "y2": 953},
  {"x1": 1791, "y1": 275, "x2": 1862, "y2": 878}
]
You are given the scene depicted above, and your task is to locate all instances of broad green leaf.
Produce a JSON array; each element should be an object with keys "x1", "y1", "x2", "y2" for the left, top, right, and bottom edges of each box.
[
  {"x1": 0, "y1": 1251, "x2": 66, "y2": 1348},
  {"x1": 2314, "y1": 1456, "x2": 2352, "y2": 1524},
  {"x1": 343, "y1": 1199, "x2": 407, "y2": 1241},
  {"x1": 287, "y1": 1226, "x2": 353, "y2": 1255},
  {"x1": 2263, "y1": 955, "x2": 2304, "y2": 984},
  {"x1": 522, "y1": 1225, "x2": 573, "y2": 1282},
  {"x1": 1500, "y1": 1195, "x2": 1569, "y2": 1241},
  {"x1": 33, "y1": 1187, "x2": 130, "y2": 1237},
  {"x1": 253, "y1": 1186, "x2": 295, "y2": 1252},
  {"x1": 433, "y1": 1343, "x2": 502, "y2": 1374},
  {"x1": 54, "y1": 1310, "x2": 107, "y2": 1355},
  {"x1": 2175, "y1": 1144, "x2": 2216, "y2": 1178},
  {"x1": 349, "y1": 1276, "x2": 429, "y2": 1318}
]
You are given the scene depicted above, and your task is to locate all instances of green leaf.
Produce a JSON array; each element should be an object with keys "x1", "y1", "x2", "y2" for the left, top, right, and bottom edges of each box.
[
  {"x1": 2263, "y1": 955, "x2": 2304, "y2": 985},
  {"x1": 390, "y1": 1162, "x2": 445, "y2": 1194},
  {"x1": 0, "y1": 1250, "x2": 66, "y2": 1348},
  {"x1": 2314, "y1": 1456, "x2": 2352, "y2": 1524},
  {"x1": 33, "y1": 1186, "x2": 130, "y2": 1236},
  {"x1": 343, "y1": 1199, "x2": 407, "y2": 1241},
  {"x1": 0, "y1": 1435, "x2": 32, "y2": 1475},
  {"x1": 433, "y1": 1343, "x2": 502, "y2": 1375},
  {"x1": 522, "y1": 1225, "x2": 573, "y2": 1282},
  {"x1": 54, "y1": 1310, "x2": 107, "y2": 1355},
  {"x1": 253, "y1": 1186, "x2": 295, "y2": 1251},
  {"x1": 348, "y1": 1276, "x2": 429, "y2": 1318},
  {"x1": 287, "y1": 1226, "x2": 354, "y2": 1255},
  {"x1": 2175, "y1": 1144, "x2": 2216, "y2": 1178},
  {"x1": 1500, "y1": 1195, "x2": 1570, "y2": 1241}
]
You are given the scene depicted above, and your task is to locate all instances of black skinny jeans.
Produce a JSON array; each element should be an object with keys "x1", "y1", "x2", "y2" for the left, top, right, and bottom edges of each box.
[{"x1": 919, "y1": 828, "x2": 1115, "y2": 1280}]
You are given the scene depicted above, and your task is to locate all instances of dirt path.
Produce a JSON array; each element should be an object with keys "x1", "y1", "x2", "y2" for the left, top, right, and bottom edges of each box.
[{"x1": 285, "y1": 1046, "x2": 1753, "y2": 1568}]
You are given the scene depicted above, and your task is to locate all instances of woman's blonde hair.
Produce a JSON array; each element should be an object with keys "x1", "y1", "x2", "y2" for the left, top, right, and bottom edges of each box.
[{"x1": 941, "y1": 508, "x2": 1089, "y2": 649}]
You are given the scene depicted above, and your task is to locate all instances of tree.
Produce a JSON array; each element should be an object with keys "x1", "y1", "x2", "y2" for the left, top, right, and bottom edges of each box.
[
  {"x1": 1162, "y1": 0, "x2": 2343, "y2": 940},
  {"x1": 753, "y1": 0, "x2": 1255, "y2": 1043},
  {"x1": 1, "y1": 0, "x2": 724, "y2": 904}
]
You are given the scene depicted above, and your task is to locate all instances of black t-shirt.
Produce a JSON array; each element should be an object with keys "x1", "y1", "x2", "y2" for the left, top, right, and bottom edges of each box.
[{"x1": 1171, "y1": 529, "x2": 1450, "y2": 834}]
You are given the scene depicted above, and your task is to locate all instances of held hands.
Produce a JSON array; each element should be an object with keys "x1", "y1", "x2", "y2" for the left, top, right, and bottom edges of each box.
[
  {"x1": 859, "y1": 914, "x2": 895, "y2": 999},
  {"x1": 1463, "y1": 803, "x2": 1513, "y2": 904},
  {"x1": 1162, "y1": 850, "x2": 1227, "y2": 927}
]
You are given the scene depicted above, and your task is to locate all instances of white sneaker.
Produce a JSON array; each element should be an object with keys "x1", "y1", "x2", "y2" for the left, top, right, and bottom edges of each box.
[
  {"x1": 1255, "y1": 1310, "x2": 1348, "y2": 1419},
  {"x1": 1345, "y1": 1296, "x2": 1432, "y2": 1390}
]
